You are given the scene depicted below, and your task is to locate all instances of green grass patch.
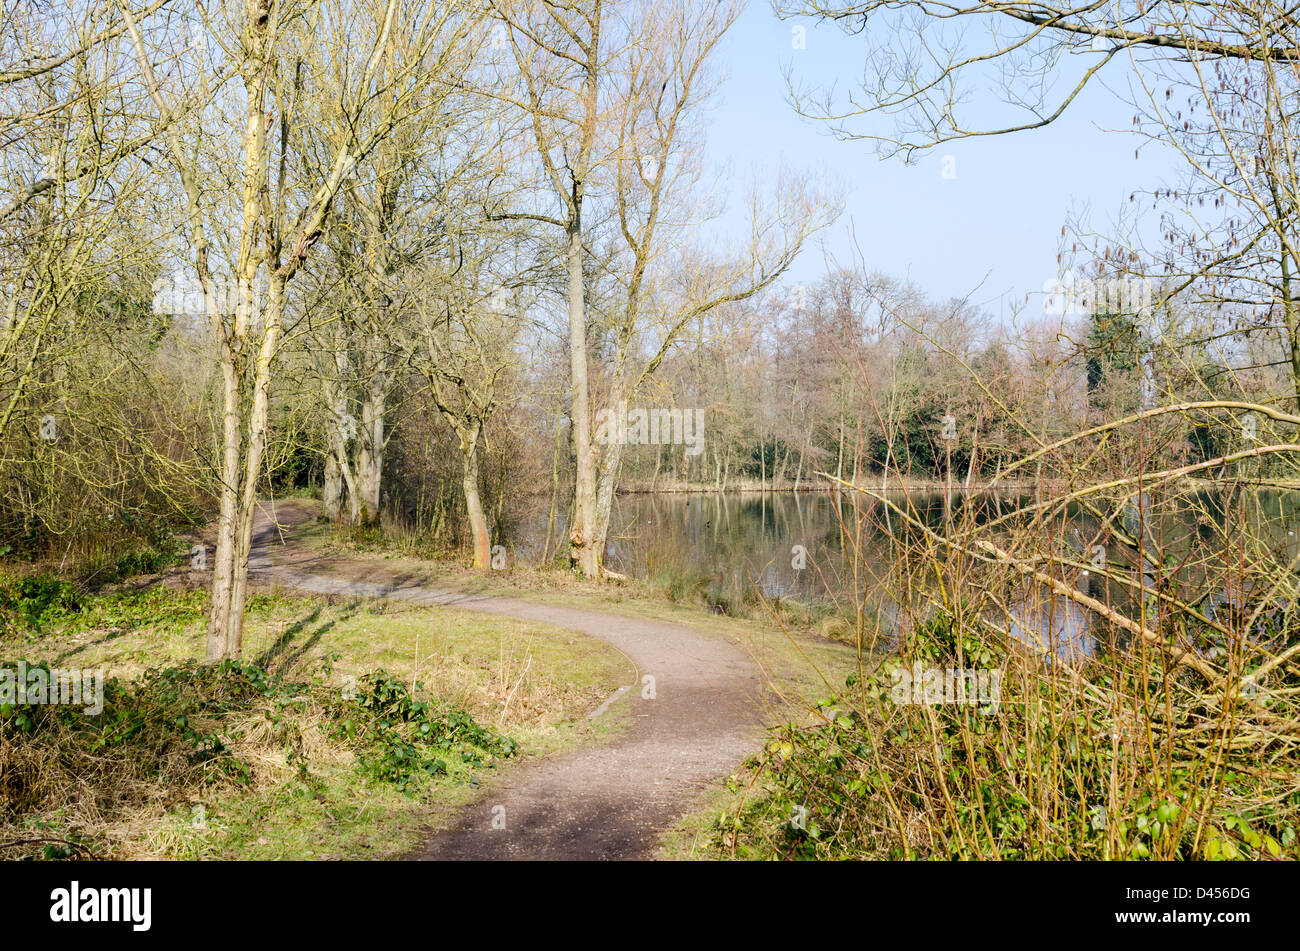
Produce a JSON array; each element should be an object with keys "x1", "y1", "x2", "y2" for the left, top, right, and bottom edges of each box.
[{"x1": 1, "y1": 584, "x2": 631, "y2": 859}]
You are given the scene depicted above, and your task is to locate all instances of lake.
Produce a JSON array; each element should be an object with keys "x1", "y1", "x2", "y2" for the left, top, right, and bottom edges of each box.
[{"x1": 507, "y1": 487, "x2": 1300, "y2": 660}]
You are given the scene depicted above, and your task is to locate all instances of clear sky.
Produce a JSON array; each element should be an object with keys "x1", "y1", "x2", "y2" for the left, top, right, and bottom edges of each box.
[{"x1": 703, "y1": 4, "x2": 1181, "y2": 320}]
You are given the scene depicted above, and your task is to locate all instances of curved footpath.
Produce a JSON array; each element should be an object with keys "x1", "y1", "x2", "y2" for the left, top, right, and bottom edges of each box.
[{"x1": 246, "y1": 502, "x2": 765, "y2": 860}]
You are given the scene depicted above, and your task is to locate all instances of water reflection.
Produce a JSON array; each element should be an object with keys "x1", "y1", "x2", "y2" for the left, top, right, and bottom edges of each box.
[
  {"x1": 1006, "y1": 597, "x2": 1098, "y2": 662},
  {"x1": 510, "y1": 491, "x2": 850, "y2": 603},
  {"x1": 505, "y1": 488, "x2": 1300, "y2": 661}
]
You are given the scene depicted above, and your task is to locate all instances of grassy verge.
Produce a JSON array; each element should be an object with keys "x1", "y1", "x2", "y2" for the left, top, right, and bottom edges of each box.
[
  {"x1": 312, "y1": 512, "x2": 852, "y2": 651},
  {"x1": 296, "y1": 514, "x2": 861, "y2": 719},
  {"x1": 1, "y1": 585, "x2": 631, "y2": 860}
]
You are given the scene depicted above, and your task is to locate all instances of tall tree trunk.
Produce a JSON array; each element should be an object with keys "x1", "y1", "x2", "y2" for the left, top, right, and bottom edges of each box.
[
  {"x1": 207, "y1": 0, "x2": 273, "y2": 661},
  {"x1": 207, "y1": 351, "x2": 243, "y2": 661},
  {"x1": 324, "y1": 450, "x2": 343, "y2": 519},
  {"x1": 462, "y1": 425, "x2": 491, "y2": 570},
  {"x1": 567, "y1": 220, "x2": 599, "y2": 576},
  {"x1": 354, "y1": 216, "x2": 392, "y2": 522},
  {"x1": 592, "y1": 435, "x2": 625, "y2": 566},
  {"x1": 355, "y1": 379, "x2": 385, "y2": 524},
  {"x1": 589, "y1": 376, "x2": 630, "y2": 567},
  {"x1": 322, "y1": 374, "x2": 349, "y2": 520},
  {"x1": 224, "y1": 275, "x2": 286, "y2": 659}
]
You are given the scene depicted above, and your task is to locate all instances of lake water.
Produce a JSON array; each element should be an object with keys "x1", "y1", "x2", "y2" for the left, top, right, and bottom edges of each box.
[
  {"x1": 510, "y1": 490, "x2": 857, "y2": 601},
  {"x1": 507, "y1": 487, "x2": 1300, "y2": 660}
]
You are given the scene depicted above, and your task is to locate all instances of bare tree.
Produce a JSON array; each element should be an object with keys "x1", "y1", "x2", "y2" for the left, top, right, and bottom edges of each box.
[
  {"x1": 408, "y1": 243, "x2": 527, "y2": 569},
  {"x1": 122, "y1": 0, "x2": 464, "y2": 659},
  {"x1": 494, "y1": 0, "x2": 836, "y2": 575},
  {"x1": 487, "y1": 0, "x2": 608, "y2": 575},
  {"x1": 301, "y1": 3, "x2": 483, "y2": 526},
  {"x1": 781, "y1": 0, "x2": 1300, "y2": 411}
]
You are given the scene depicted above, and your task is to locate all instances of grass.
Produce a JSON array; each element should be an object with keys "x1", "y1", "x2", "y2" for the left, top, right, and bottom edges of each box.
[
  {"x1": 1, "y1": 585, "x2": 631, "y2": 860},
  {"x1": 1, "y1": 499, "x2": 879, "y2": 862}
]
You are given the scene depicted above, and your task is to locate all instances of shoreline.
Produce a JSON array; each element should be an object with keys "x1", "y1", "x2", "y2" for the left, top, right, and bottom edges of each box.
[
  {"x1": 516, "y1": 475, "x2": 1275, "y2": 498},
  {"x1": 518, "y1": 478, "x2": 1063, "y2": 498}
]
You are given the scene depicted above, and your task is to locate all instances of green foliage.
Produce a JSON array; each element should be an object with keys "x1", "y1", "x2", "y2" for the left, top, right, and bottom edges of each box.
[
  {"x1": 1086, "y1": 309, "x2": 1146, "y2": 415},
  {"x1": 0, "y1": 578, "x2": 205, "y2": 639},
  {"x1": 95, "y1": 537, "x2": 182, "y2": 584},
  {"x1": 330, "y1": 670, "x2": 517, "y2": 793},
  {"x1": 0, "y1": 530, "x2": 185, "y2": 638},
  {"x1": 0, "y1": 659, "x2": 288, "y2": 822},
  {"x1": 903, "y1": 605, "x2": 1004, "y2": 669},
  {"x1": 0, "y1": 575, "x2": 83, "y2": 635},
  {"x1": 2, "y1": 649, "x2": 522, "y2": 857}
]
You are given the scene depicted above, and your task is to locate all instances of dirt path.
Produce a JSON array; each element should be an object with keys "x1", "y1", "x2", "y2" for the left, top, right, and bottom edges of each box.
[{"x1": 246, "y1": 501, "x2": 765, "y2": 860}]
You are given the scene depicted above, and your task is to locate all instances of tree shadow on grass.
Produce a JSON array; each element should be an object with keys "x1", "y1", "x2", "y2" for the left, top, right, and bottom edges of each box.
[
  {"x1": 54, "y1": 626, "x2": 131, "y2": 664},
  {"x1": 255, "y1": 599, "x2": 365, "y2": 675}
]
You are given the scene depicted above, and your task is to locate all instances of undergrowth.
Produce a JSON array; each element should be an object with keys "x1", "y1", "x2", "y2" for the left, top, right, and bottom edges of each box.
[
  {"x1": 0, "y1": 657, "x2": 514, "y2": 859},
  {"x1": 702, "y1": 606, "x2": 1299, "y2": 861}
]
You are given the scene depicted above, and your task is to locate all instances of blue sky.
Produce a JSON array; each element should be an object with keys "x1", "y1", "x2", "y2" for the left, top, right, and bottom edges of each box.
[{"x1": 703, "y1": 5, "x2": 1180, "y2": 320}]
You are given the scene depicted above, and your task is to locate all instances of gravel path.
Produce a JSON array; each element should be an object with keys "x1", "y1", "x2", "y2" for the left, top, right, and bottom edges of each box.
[{"x1": 248, "y1": 501, "x2": 765, "y2": 860}]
